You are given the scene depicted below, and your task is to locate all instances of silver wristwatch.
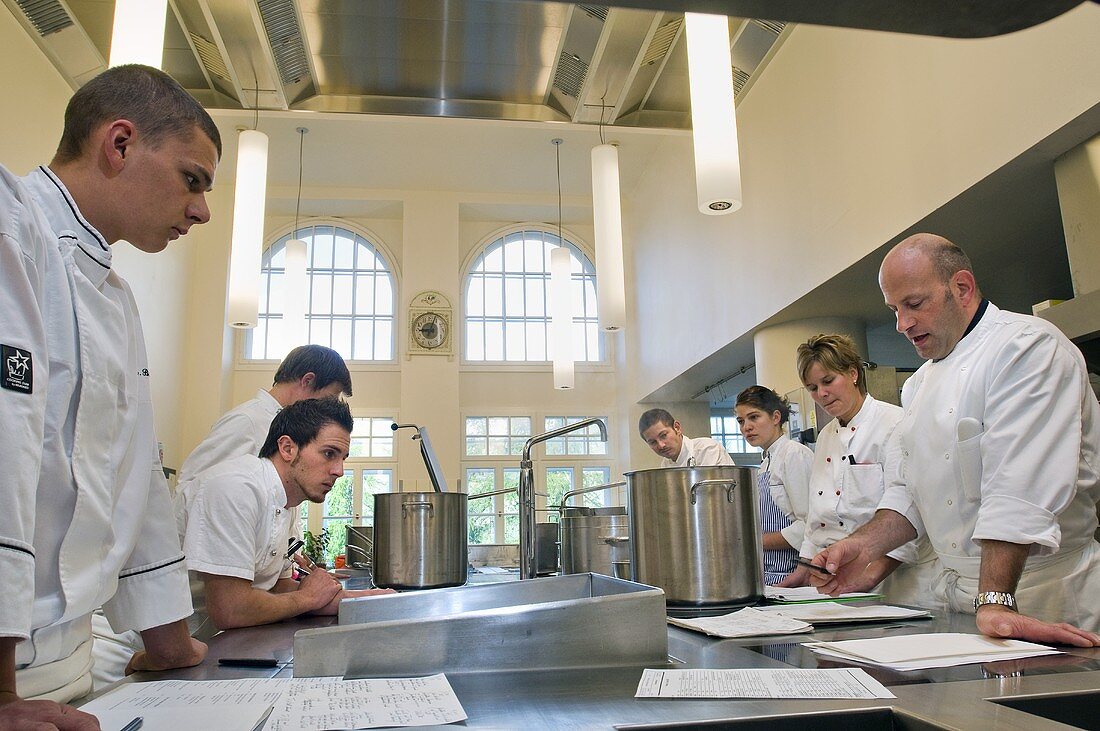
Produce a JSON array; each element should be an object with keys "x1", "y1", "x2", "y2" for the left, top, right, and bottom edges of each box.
[{"x1": 973, "y1": 591, "x2": 1017, "y2": 612}]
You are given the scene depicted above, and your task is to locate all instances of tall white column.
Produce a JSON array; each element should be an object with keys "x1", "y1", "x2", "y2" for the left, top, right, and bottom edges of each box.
[
  {"x1": 1054, "y1": 133, "x2": 1100, "y2": 297},
  {"x1": 753, "y1": 318, "x2": 868, "y2": 398}
]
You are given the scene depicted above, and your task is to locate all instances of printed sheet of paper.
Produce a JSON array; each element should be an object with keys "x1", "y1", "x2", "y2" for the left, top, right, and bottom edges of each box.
[
  {"x1": 667, "y1": 607, "x2": 813, "y2": 638},
  {"x1": 754, "y1": 602, "x2": 932, "y2": 624},
  {"x1": 80, "y1": 674, "x2": 467, "y2": 731},
  {"x1": 265, "y1": 674, "x2": 467, "y2": 730},
  {"x1": 635, "y1": 668, "x2": 894, "y2": 699},
  {"x1": 764, "y1": 586, "x2": 882, "y2": 603},
  {"x1": 79, "y1": 678, "x2": 283, "y2": 731},
  {"x1": 804, "y1": 633, "x2": 1059, "y2": 671}
]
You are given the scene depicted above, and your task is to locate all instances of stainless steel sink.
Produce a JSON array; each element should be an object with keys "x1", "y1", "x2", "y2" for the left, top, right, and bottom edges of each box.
[
  {"x1": 991, "y1": 690, "x2": 1100, "y2": 730},
  {"x1": 293, "y1": 572, "x2": 668, "y2": 678},
  {"x1": 618, "y1": 708, "x2": 954, "y2": 730}
]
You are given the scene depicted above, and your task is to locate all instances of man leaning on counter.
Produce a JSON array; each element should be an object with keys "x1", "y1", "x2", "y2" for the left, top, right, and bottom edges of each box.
[
  {"x1": 639, "y1": 408, "x2": 735, "y2": 467},
  {"x1": 812, "y1": 234, "x2": 1100, "y2": 647},
  {"x1": 0, "y1": 65, "x2": 221, "y2": 727},
  {"x1": 178, "y1": 398, "x2": 390, "y2": 631}
]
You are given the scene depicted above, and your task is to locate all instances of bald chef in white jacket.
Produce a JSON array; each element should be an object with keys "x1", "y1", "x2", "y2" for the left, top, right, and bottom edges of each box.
[
  {"x1": 639, "y1": 408, "x2": 735, "y2": 467},
  {"x1": 811, "y1": 234, "x2": 1100, "y2": 648},
  {"x1": 0, "y1": 65, "x2": 220, "y2": 725}
]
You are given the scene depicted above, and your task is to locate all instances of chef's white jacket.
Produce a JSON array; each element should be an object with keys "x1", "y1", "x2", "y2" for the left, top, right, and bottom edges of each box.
[
  {"x1": 760, "y1": 434, "x2": 814, "y2": 550},
  {"x1": 660, "y1": 434, "x2": 735, "y2": 468},
  {"x1": 179, "y1": 455, "x2": 295, "y2": 591},
  {"x1": 879, "y1": 303, "x2": 1100, "y2": 628},
  {"x1": 178, "y1": 389, "x2": 282, "y2": 486},
  {"x1": 0, "y1": 165, "x2": 191, "y2": 699}
]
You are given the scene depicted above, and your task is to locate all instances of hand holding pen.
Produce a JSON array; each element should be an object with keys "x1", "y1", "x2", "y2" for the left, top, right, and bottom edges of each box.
[{"x1": 284, "y1": 538, "x2": 316, "y2": 576}]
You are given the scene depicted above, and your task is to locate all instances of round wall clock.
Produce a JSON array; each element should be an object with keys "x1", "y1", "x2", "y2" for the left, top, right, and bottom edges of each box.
[{"x1": 412, "y1": 311, "x2": 448, "y2": 350}]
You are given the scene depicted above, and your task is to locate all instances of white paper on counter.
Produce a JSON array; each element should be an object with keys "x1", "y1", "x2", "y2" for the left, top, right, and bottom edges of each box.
[
  {"x1": 79, "y1": 678, "x2": 283, "y2": 731},
  {"x1": 667, "y1": 607, "x2": 813, "y2": 638},
  {"x1": 764, "y1": 586, "x2": 882, "y2": 603},
  {"x1": 635, "y1": 668, "x2": 895, "y2": 699},
  {"x1": 804, "y1": 633, "x2": 1060, "y2": 671},
  {"x1": 754, "y1": 602, "x2": 932, "y2": 624},
  {"x1": 264, "y1": 674, "x2": 467, "y2": 730},
  {"x1": 80, "y1": 674, "x2": 467, "y2": 731}
]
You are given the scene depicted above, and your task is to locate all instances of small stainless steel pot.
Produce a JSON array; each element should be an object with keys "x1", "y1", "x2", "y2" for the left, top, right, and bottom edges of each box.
[
  {"x1": 372, "y1": 492, "x2": 468, "y2": 589},
  {"x1": 559, "y1": 506, "x2": 631, "y2": 577},
  {"x1": 626, "y1": 466, "x2": 762, "y2": 606}
]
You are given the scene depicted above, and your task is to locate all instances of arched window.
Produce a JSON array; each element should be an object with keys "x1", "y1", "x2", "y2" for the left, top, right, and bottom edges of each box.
[
  {"x1": 247, "y1": 223, "x2": 396, "y2": 361},
  {"x1": 464, "y1": 229, "x2": 601, "y2": 362}
]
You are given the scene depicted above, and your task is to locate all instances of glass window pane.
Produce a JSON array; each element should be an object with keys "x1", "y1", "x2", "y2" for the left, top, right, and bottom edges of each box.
[
  {"x1": 511, "y1": 417, "x2": 531, "y2": 436},
  {"x1": 504, "y1": 321, "x2": 525, "y2": 361},
  {"x1": 353, "y1": 320, "x2": 375, "y2": 360},
  {"x1": 504, "y1": 276, "x2": 524, "y2": 314},
  {"x1": 333, "y1": 232, "x2": 355, "y2": 269},
  {"x1": 252, "y1": 319, "x2": 268, "y2": 359},
  {"x1": 524, "y1": 238, "x2": 545, "y2": 273},
  {"x1": 360, "y1": 470, "x2": 392, "y2": 525},
  {"x1": 484, "y1": 276, "x2": 503, "y2": 317},
  {"x1": 488, "y1": 437, "x2": 509, "y2": 455},
  {"x1": 544, "y1": 440, "x2": 565, "y2": 456},
  {"x1": 525, "y1": 322, "x2": 546, "y2": 361},
  {"x1": 331, "y1": 318, "x2": 352, "y2": 358},
  {"x1": 504, "y1": 239, "x2": 524, "y2": 272},
  {"x1": 355, "y1": 274, "x2": 375, "y2": 314},
  {"x1": 311, "y1": 275, "x2": 332, "y2": 315},
  {"x1": 375, "y1": 277, "x2": 394, "y2": 315},
  {"x1": 467, "y1": 279, "x2": 484, "y2": 316},
  {"x1": 372, "y1": 438, "x2": 393, "y2": 457},
  {"x1": 503, "y1": 516, "x2": 519, "y2": 545},
  {"x1": 466, "y1": 468, "x2": 496, "y2": 494},
  {"x1": 544, "y1": 468, "x2": 573, "y2": 517},
  {"x1": 323, "y1": 471, "x2": 355, "y2": 519},
  {"x1": 483, "y1": 246, "x2": 503, "y2": 272},
  {"x1": 525, "y1": 278, "x2": 545, "y2": 317},
  {"x1": 466, "y1": 322, "x2": 485, "y2": 361},
  {"x1": 466, "y1": 417, "x2": 487, "y2": 436},
  {"x1": 465, "y1": 437, "x2": 487, "y2": 456},
  {"x1": 332, "y1": 274, "x2": 353, "y2": 314},
  {"x1": 372, "y1": 418, "x2": 394, "y2": 437},
  {"x1": 487, "y1": 417, "x2": 509, "y2": 435},
  {"x1": 269, "y1": 243, "x2": 286, "y2": 269},
  {"x1": 468, "y1": 516, "x2": 495, "y2": 545},
  {"x1": 311, "y1": 227, "x2": 334, "y2": 269},
  {"x1": 374, "y1": 320, "x2": 393, "y2": 360}
]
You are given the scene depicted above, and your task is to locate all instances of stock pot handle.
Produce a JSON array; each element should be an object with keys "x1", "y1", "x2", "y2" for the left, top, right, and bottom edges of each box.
[
  {"x1": 688, "y1": 479, "x2": 740, "y2": 505},
  {"x1": 600, "y1": 536, "x2": 631, "y2": 545},
  {"x1": 401, "y1": 500, "x2": 435, "y2": 517}
]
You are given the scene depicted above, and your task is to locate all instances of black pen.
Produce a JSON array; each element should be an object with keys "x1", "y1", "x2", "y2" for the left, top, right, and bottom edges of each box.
[
  {"x1": 120, "y1": 717, "x2": 143, "y2": 731},
  {"x1": 845, "y1": 454, "x2": 857, "y2": 465},
  {"x1": 285, "y1": 538, "x2": 311, "y2": 576}
]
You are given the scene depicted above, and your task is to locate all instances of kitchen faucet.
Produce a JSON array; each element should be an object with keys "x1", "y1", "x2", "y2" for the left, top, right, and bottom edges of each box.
[{"x1": 518, "y1": 417, "x2": 608, "y2": 579}]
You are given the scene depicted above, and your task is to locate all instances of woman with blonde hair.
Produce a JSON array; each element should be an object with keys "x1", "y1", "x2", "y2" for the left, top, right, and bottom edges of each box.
[{"x1": 792, "y1": 334, "x2": 932, "y2": 601}]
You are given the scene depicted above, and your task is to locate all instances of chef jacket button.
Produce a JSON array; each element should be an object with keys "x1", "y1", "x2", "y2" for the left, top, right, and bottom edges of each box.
[
  {"x1": 826, "y1": 457, "x2": 831, "y2": 462},
  {"x1": 835, "y1": 490, "x2": 841, "y2": 496},
  {"x1": 838, "y1": 521, "x2": 844, "y2": 526},
  {"x1": 951, "y1": 543, "x2": 957, "y2": 548},
  {"x1": 820, "y1": 522, "x2": 826, "y2": 527},
  {"x1": 948, "y1": 408, "x2": 954, "y2": 414},
  {"x1": 945, "y1": 453, "x2": 950, "y2": 459},
  {"x1": 270, "y1": 550, "x2": 277, "y2": 557},
  {"x1": 903, "y1": 450, "x2": 910, "y2": 457},
  {"x1": 947, "y1": 500, "x2": 953, "y2": 506},
  {"x1": 276, "y1": 508, "x2": 282, "y2": 515},
  {"x1": 851, "y1": 426, "x2": 856, "y2": 432},
  {"x1": 818, "y1": 491, "x2": 824, "y2": 496}
]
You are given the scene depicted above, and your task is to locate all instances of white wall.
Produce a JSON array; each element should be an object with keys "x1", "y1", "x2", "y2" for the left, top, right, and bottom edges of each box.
[{"x1": 625, "y1": 5, "x2": 1100, "y2": 402}]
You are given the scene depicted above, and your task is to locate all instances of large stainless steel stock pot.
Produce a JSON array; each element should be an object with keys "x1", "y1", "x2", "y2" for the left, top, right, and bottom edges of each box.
[
  {"x1": 625, "y1": 466, "x2": 762, "y2": 606},
  {"x1": 372, "y1": 492, "x2": 468, "y2": 589}
]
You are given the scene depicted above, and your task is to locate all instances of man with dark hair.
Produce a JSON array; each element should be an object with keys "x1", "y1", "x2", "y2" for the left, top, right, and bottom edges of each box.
[
  {"x1": 178, "y1": 400, "x2": 390, "y2": 630},
  {"x1": 812, "y1": 233, "x2": 1100, "y2": 647},
  {"x1": 0, "y1": 63, "x2": 219, "y2": 718},
  {"x1": 638, "y1": 408, "x2": 734, "y2": 467},
  {"x1": 178, "y1": 345, "x2": 353, "y2": 486}
]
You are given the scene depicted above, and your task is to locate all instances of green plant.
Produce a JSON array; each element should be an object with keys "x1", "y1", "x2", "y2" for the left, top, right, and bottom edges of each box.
[{"x1": 303, "y1": 528, "x2": 331, "y2": 567}]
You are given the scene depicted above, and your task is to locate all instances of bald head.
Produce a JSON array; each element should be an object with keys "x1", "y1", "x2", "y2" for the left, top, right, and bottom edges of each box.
[{"x1": 879, "y1": 233, "x2": 981, "y2": 360}]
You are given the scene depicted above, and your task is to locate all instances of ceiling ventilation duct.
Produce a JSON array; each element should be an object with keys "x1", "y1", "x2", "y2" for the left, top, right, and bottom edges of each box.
[
  {"x1": 256, "y1": 0, "x2": 310, "y2": 85},
  {"x1": 553, "y1": 52, "x2": 589, "y2": 99},
  {"x1": 641, "y1": 17, "x2": 682, "y2": 66},
  {"x1": 14, "y1": 0, "x2": 71, "y2": 35},
  {"x1": 189, "y1": 31, "x2": 231, "y2": 84}
]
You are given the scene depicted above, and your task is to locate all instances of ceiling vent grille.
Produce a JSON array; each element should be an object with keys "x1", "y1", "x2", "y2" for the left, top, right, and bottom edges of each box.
[
  {"x1": 578, "y1": 4, "x2": 609, "y2": 22},
  {"x1": 732, "y1": 66, "x2": 750, "y2": 96},
  {"x1": 553, "y1": 52, "x2": 589, "y2": 99},
  {"x1": 15, "y1": 0, "x2": 72, "y2": 36},
  {"x1": 189, "y1": 32, "x2": 231, "y2": 84},
  {"x1": 641, "y1": 18, "x2": 682, "y2": 66},
  {"x1": 752, "y1": 19, "x2": 786, "y2": 36},
  {"x1": 257, "y1": 0, "x2": 310, "y2": 85}
]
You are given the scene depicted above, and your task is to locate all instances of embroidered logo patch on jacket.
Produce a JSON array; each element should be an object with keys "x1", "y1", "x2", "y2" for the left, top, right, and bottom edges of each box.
[{"x1": 2, "y1": 344, "x2": 32, "y2": 393}]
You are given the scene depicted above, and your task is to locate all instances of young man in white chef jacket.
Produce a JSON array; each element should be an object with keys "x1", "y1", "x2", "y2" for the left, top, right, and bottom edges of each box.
[
  {"x1": 0, "y1": 65, "x2": 220, "y2": 722},
  {"x1": 178, "y1": 399, "x2": 390, "y2": 629},
  {"x1": 811, "y1": 233, "x2": 1100, "y2": 647},
  {"x1": 90, "y1": 344, "x2": 354, "y2": 687},
  {"x1": 639, "y1": 408, "x2": 735, "y2": 467}
]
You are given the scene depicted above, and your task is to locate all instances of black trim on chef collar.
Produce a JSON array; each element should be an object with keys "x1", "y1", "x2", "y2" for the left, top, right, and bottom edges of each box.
[{"x1": 933, "y1": 298, "x2": 989, "y2": 363}]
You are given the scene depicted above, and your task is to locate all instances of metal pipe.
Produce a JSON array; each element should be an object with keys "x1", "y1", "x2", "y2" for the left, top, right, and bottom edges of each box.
[
  {"x1": 518, "y1": 417, "x2": 607, "y2": 579},
  {"x1": 559, "y1": 480, "x2": 626, "y2": 508}
]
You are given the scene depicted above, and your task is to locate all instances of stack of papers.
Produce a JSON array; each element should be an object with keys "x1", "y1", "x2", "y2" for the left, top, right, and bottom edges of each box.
[
  {"x1": 667, "y1": 607, "x2": 813, "y2": 638},
  {"x1": 635, "y1": 668, "x2": 895, "y2": 699},
  {"x1": 804, "y1": 633, "x2": 1060, "y2": 671},
  {"x1": 79, "y1": 674, "x2": 468, "y2": 731},
  {"x1": 754, "y1": 602, "x2": 932, "y2": 624},
  {"x1": 764, "y1": 586, "x2": 882, "y2": 603}
]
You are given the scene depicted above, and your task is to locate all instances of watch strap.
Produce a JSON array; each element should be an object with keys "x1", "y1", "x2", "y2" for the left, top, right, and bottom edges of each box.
[{"x1": 973, "y1": 591, "x2": 1018, "y2": 612}]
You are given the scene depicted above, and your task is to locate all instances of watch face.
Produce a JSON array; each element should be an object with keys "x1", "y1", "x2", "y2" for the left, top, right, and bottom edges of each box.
[{"x1": 413, "y1": 312, "x2": 447, "y2": 349}]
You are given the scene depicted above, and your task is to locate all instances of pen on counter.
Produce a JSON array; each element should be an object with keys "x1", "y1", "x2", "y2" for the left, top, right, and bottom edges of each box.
[{"x1": 119, "y1": 717, "x2": 143, "y2": 731}]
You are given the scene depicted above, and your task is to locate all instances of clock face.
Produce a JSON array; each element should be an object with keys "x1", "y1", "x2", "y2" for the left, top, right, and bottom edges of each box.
[{"x1": 412, "y1": 311, "x2": 448, "y2": 349}]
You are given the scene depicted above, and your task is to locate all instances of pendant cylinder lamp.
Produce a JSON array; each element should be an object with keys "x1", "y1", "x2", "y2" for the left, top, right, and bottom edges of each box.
[
  {"x1": 550, "y1": 245, "x2": 575, "y2": 390},
  {"x1": 226, "y1": 129, "x2": 269, "y2": 329},
  {"x1": 685, "y1": 12, "x2": 742, "y2": 215},
  {"x1": 109, "y1": 0, "x2": 168, "y2": 68},
  {"x1": 591, "y1": 144, "x2": 626, "y2": 331},
  {"x1": 282, "y1": 238, "x2": 308, "y2": 355}
]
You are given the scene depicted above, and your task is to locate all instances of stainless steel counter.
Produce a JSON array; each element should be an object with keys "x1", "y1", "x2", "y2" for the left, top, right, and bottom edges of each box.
[{"x1": 91, "y1": 599, "x2": 1100, "y2": 729}]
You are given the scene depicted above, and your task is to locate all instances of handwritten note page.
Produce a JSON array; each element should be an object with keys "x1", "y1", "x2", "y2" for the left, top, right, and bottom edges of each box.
[
  {"x1": 80, "y1": 675, "x2": 467, "y2": 731},
  {"x1": 667, "y1": 607, "x2": 813, "y2": 638},
  {"x1": 635, "y1": 668, "x2": 895, "y2": 699},
  {"x1": 266, "y1": 674, "x2": 467, "y2": 730}
]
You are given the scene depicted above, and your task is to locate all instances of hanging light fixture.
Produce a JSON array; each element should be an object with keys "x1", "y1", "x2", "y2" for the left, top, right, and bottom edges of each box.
[
  {"x1": 226, "y1": 91, "x2": 269, "y2": 329},
  {"x1": 281, "y1": 127, "x2": 310, "y2": 356},
  {"x1": 685, "y1": 12, "x2": 742, "y2": 215},
  {"x1": 108, "y1": 0, "x2": 168, "y2": 68},
  {"x1": 550, "y1": 138, "x2": 574, "y2": 390},
  {"x1": 591, "y1": 102, "x2": 627, "y2": 332}
]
